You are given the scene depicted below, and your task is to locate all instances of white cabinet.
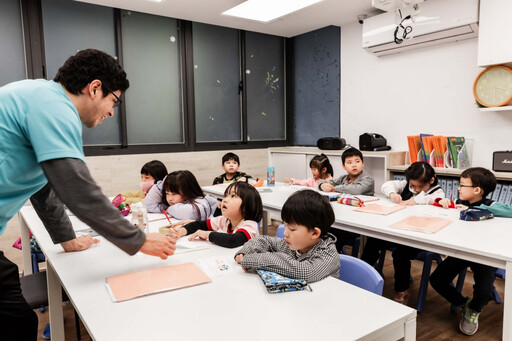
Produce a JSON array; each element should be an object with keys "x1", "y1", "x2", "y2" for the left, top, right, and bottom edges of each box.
[
  {"x1": 477, "y1": 0, "x2": 512, "y2": 67},
  {"x1": 268, "y1": 147, "x2": 406, "y2": 191}
]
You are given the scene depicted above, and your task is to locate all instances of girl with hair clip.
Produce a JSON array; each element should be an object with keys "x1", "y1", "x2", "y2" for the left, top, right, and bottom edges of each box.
[
  {"x1": 143, "y1": 170, "x2": 217, "y2": 220},
  {"x1": 121, "y1": 160, "x2": 168, "y2": 205},
  {"x1": 283, "y1": 153, "x2": 334, "y2": 188},
  {"x1": 361, "y1": 161, "x2": 445, "y2": 305},
  {"x1": 176, "y1": 182, "x2": 263, "y2": 248}
]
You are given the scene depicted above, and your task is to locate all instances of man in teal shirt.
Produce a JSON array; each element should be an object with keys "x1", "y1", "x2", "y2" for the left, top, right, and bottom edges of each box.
[{"x1": 0, "y1": 49, "x2": 177, "y2": 340}]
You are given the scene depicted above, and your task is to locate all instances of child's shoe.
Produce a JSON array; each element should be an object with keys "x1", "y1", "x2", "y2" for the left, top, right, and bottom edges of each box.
[
  {"x1": 393, "y1": 290, "x2": 409, "y2": 305},
  {"x1": 459, "y1": 297, "x2": 480, "y2": 335}
]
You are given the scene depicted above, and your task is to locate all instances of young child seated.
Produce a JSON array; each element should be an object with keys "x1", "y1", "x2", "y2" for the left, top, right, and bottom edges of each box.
[
  {"x1": 361, "y1": 161, "x2": 445, "y2": 305},
  {"x1": 234, "y1": 190, "x2": 340, "y2": 283},
  {"x1": 176, "y1": 182, "x2": 262, "y2": 248},
  {"x1": 430, "y1": 167, "x2": 501, "y2": 336},
  {"x1": 318, "y1": 147, "x2": 374, "y2": 253},
  {"x1": 212, "y1": 152, "x2": 252, "y2": 185},
  {"x1": 283, "y1": 153, "x2": 334, "y2": 188},
  {"x1": 318, "y1": 147, "x2": 374, "y2": 195},
  {"x1": 120, "y1": 160, "x2": 167, "y2": 205},
  {"x1": 144, "y1": 170, "x2": 217, "y2": 220}
]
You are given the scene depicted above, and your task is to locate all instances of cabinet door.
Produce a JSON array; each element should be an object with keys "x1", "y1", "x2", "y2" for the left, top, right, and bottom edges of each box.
[
  {"x1": 271, "y1": 153, "x2": 308, "y2": 182},
  {"x1": 478, "y1": 0, "x2": 512, "y2": 67}
]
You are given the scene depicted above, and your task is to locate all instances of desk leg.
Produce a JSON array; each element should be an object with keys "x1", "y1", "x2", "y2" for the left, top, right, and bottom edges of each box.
[
  {"x1": 47, "y1": 260, "x2": 65, "y2": 341},
  {"x1": 503, "y1": 262, "x2": 512, "y2": 341},
  {"x1": 404, "y1": 316, "x2": 417, "y2": 341},
  {"x1": 19, "y1": 212, "x2": 33, "y2": 275},
  {"x1": 261, "y1": 211, "x2": 268, "y2": 235}
]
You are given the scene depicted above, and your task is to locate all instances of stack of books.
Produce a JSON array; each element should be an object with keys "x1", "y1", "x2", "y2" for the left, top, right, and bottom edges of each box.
[{"x1": 407, "y1": 134, "x2": 469, "y2": 169}]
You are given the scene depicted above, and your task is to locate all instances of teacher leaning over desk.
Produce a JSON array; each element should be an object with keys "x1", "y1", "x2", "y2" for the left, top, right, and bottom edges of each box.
[{"x1": 0, "y1": 49, "x2": 177, "y2": 340}]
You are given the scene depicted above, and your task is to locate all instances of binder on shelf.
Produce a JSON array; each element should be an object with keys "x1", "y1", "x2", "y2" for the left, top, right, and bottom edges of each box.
[
  {"x1": 446, "y1": 180, "x2": 453, "y2": 201},
  {"x1": 505, "y1": 185, "x2": 512, "y2": 205},
  {"x1": 498, "y1": 184, "x2": 509, "y2": 203},
  {"x1": 492, "y1": 183, "x2": 502, "y2": 202},
  {"x1": 440, "y1": 178, "x2": 447, "y2": 194},
  {"x1": 451, "y1": 179, "x2": 459, "y2": 201}
]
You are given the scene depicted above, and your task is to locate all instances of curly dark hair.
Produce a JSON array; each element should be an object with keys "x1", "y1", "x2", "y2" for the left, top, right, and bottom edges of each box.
[{"x1": 53, "y1": 49, "x2": 129, "y2": 96}]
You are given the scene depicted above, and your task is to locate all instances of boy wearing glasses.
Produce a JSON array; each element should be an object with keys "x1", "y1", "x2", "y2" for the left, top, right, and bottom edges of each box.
[{"x1": 431, "y1": 167, "x2": 498, "y2": 336}]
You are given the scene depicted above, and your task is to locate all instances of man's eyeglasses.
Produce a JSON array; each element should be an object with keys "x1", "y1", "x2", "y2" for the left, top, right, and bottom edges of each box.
[
  {"x1": 458, "y1": 184, "x2": 477, "y2": 189},
  {"x1": 102, "y1": 85, "x2": 122, "y2": 108}
]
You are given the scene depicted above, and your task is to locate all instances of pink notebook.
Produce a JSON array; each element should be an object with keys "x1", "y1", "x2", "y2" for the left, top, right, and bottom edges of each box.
[
  {"x1": 389, "y1": 216, "x2": 452, "y2": 233},
  {"x1": 353, "y1": 204, "x2": 406, "y2": 215},
  {"x1": 106, "y1": 262, "x2": 211, "y2": 302}
]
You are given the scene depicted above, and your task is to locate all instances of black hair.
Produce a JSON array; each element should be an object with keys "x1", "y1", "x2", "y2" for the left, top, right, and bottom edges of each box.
[
  {"x1": 54, "y1": 49, "x2": 129, "y2": 96},
  {"x1": 162, "y1": 171, "x2": 205, "y2": 216},
  {"x1": 224, "y1": 182, "x2": 263, "y2": 222},
  {"x1": 342, "y1": 147, "x2": 364, "y2": 164},
  {"x1": 140, "y1": 160, "x2": 168, "y2": 183},
  {"x1": 281, "y1": 190, "x2": 334, "y2": 237},
  {"x1": 309, "y1": 153, "x2": 334, "y2": 178},
  {"x1": 404, "y1": 161, "x2": 438, "y2": 186},
  {"x1": 460, "y1": 167, "x2": 497, "y2": 197},
  {"x1": 222, "y1": 152, "x2": 240, "y2": 165}
]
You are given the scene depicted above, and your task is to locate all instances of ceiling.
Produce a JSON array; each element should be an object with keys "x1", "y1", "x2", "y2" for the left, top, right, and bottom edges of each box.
[{"x1": 75, "y1": 0, "x2": 382, "y2": 38}]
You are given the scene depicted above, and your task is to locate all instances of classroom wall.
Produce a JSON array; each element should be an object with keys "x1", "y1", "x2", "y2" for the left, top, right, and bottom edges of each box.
[{"x1": 340, "y1": 22, "x2": 512, "y2": 168}]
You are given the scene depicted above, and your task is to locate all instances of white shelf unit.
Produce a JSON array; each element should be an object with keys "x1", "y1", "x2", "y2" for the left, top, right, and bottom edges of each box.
[
  {"x1": 268, "y1": 147, "x2": 407, "y2": 191},
  {"x1": 388, "y1": 165, "x2": 512, "y2": 182}
]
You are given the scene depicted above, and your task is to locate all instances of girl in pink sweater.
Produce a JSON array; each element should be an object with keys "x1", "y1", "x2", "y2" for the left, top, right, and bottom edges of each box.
[{"x1": 284, "y1": 153, "x2": 334, "y2": 188}]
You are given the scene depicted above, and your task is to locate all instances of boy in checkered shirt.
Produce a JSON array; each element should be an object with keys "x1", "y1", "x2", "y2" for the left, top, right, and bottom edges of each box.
[{"x1": 235, "y1": 190, "x2": 340, "y2": 282}]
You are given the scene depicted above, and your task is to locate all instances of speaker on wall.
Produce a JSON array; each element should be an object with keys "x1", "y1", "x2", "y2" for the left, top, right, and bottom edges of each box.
[{"x1": 317, "y1": 137, "x2": 346, "y2": 150}]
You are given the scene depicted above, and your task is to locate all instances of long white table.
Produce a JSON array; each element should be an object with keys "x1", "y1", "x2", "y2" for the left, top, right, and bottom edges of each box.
[
  {"x1": 203, "y1": 183, "x2": 512, "y2": 340},
  {"x1": 19, "y1": 205, "x2": 416, "y2": 341}
]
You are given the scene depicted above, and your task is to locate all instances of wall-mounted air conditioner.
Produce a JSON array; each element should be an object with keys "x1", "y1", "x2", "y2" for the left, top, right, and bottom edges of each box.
[{"x1": 362, "y1": 0, "x2": 479, "y2": 56}]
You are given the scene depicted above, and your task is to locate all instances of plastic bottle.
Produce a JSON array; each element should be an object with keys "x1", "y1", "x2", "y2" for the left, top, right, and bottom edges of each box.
[
  {"x1": 131, "y1": 203, "x2": 148, "y2": 233},
  {"x1": 267, "y1": 166, "x2": 275, "y2": 187}
]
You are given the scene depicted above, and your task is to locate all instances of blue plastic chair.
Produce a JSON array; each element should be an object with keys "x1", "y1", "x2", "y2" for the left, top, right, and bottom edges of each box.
[
  {"x1": 338, "y1": 254, "x2": 384, "y2": 295},
  {"x1": 275, "y1": 224, "x2": 360, "y2": 256}
]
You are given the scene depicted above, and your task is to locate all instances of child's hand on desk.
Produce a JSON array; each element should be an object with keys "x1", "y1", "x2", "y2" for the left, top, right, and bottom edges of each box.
[
  {"x1": 438, "y1": 198, "x2": 453, "y2": 208},
  {"x1": 140, "y1": 233, "x2": 177, "y2": 260},
  {"x1": 389, "y1": 193, "x2": 402, "y2": 204},
  {"x1": 237, "y1": 177, "x2": 247, "y2": 182},
  {"x1": 399, "y1": 198, "x2": 416, "y2": 206},
  {"x1": 235, "y1": 254, "x2": 244, "y2": 264},
  {"x1": 455, "y1": 204, "x2": 468, "y2": 210},
  {"x1": 320, "y1": 183, "x2": 334, "y2": 192},
  {"x1": 61, "y1": 235, "x2": 100, "y2": 252},
  {"x1": 188, "y1": 230, "x2": 211, "y2": 241},
  {"x1": 283, "y1": 177, "x2": 293, "y2": 184}
]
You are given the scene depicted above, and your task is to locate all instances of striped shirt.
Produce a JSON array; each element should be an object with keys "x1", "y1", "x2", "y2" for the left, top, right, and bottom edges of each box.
[{"x1": 235, "y1": 234, "x2": 340, "y2": 283}]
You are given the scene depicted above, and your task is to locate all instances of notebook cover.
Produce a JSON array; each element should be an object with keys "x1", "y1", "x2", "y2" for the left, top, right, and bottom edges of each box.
[
  {"x1": 106, "y1": 262, "x2": 211, "y2": 302},
  {"x1": 389, "y1": 216, "x2": 452, "y2": 233},
  {"x1": 353, "y1": 204, "x2": 406, "y2": 215}
]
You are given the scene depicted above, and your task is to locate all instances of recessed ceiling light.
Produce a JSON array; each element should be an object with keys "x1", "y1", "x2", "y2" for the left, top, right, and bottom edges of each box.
[{"x1": 222, "y1": 0, "x2": 324, "y2": 23}]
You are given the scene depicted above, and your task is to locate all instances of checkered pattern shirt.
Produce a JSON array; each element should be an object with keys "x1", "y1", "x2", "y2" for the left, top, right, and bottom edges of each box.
[{"x1": 235, "y1": 234, "x2": 340, "y2": 283}]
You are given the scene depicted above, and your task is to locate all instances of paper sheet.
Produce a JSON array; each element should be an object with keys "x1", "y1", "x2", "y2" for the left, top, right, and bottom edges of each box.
[
  {"x1": 197, "y1": 256, "x2": 244, "y2": 277},
  {"x1": 175, "y1": 237, "x2": 210, "y2": 254},
  {"x1": 353, "y1": 204, "x2": 406, "y2": 215},
  {"x1": 389, "y1": 216, "x2": 452, "y2": 233},
  {"x1": 106, "y1": 262, "x2": 211, "y2": 302}
]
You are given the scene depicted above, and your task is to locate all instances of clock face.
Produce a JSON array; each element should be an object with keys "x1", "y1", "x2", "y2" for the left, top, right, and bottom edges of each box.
[{"x1": 474, "y1": 66, "x2": 512, "y2": 107}]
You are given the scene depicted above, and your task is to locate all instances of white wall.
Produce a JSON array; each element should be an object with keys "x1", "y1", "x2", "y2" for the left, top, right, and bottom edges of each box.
[{"x1": 341, "y1": 22, "x2": 512, "y2": 168}]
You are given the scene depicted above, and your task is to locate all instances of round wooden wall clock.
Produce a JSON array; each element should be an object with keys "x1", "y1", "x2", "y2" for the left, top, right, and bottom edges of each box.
[{"x1": 473, "y1": 65, "x2": 512, "y2": 107}]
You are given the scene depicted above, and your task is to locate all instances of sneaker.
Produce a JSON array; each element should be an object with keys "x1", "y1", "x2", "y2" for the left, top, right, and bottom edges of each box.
[
  {"x1": 459, "y1": 298, "x2": 480, "y2": 336},
  {"x1": 42, "y1": 323, "x2": 50, "y2": 340},
  {"x1": 393, "y1": 290, "x2": 409, "y2": 305}
]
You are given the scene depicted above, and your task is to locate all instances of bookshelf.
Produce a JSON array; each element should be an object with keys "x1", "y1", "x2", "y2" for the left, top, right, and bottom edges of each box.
[{"x1": 388, "y1": 165, "x2": 512, "y2": 204}]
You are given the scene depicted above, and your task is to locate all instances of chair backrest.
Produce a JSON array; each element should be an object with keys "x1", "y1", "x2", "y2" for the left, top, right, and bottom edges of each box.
[
  {"x1": 338, "y1": 254, "x2": 384, "y2": 295},
  {"x1": 276, "y1": 224, "x2": 285, "y2": 238}
]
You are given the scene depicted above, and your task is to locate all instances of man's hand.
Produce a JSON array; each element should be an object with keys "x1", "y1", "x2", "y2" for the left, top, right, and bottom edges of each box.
[
  {"x1": 61, "y1": 235, "x2": 100, "y2": 252},
  {"x1": 389, "y1": 192, "x2": 402, "y2": 204},
  {"x1": 188, "y1": 230, "x2": 211, "y2": 241},
  {"x1": 139, "y1": 233, "x2": 177, "y2": 260},
  {"x1": 320, "y1": 183, "x2": 334, "y2": 192}
]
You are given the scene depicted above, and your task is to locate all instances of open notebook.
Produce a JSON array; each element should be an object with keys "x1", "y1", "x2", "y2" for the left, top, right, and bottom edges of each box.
[{"x1": 106, "y1": 262, "x2": 211, "y2": 302}]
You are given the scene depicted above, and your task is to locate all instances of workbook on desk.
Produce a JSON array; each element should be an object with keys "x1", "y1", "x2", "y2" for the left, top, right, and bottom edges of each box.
[
  {"x1": 353, "y1": 204, "x2": 406, "y2": 215},
  {"x1": 389, "y1": 216, "x2": 452, "y2": 233},
  {"x1": 105, "y1": 262, "x2": 211, "y2": 302}
]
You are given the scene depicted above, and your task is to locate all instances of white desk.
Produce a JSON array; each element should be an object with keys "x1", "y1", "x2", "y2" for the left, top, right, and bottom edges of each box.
[
  {"x1": 19, "y1": 206, "x2": 416, "y2": 341},
  {"x1": 205, "y1": 184, "x2": 512, "y2": 340}
]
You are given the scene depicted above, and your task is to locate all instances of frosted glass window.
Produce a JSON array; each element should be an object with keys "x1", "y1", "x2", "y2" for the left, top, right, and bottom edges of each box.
[
  {"x1": 121, "y1": 10, "x2": 182, "y2": 145},
  {"x1": 245, "y1": 32, "x2": 285, "y2": 141},
  {"x1": 42, "y1": 0, "x2": 120, "y2": 146},
  {"x1": 192, "y1": 23, "x2": 241, "y2": 142},
  {"x1": 0, "y1": 0, "x2": 26, "y2": 86}
]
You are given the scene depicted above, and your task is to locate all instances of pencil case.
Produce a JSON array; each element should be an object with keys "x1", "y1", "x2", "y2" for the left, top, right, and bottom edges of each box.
[
  {"x1": 256, "y1": 269, "x2": 310, "y2": 293},
  {"x1": 337, "y1": 197, "x2": 364, "y2": 207}
]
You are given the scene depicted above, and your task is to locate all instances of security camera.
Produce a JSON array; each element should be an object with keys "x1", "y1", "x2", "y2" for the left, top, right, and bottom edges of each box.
[{"x1": 357, "y1": 14, "x2": 368, "y2": 24}]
